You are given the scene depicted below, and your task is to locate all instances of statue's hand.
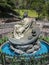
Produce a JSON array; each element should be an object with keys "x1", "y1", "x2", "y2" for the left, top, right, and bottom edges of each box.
[{"x1": 18, "y1": 27, "x2": 25, "y2": 33}]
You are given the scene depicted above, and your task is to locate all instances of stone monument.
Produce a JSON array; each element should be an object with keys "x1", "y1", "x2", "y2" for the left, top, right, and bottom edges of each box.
[{"x1": 9, "y1": 17, "x2": 40, "y2": 54}]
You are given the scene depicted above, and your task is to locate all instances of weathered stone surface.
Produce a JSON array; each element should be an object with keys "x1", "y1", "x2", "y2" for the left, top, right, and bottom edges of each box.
[
  {"x1": 26, "y1": 47, "x2": 34, "y2": 53},
  {"x1": 34, "y1": 45, "x2": 40, "y2": 50},
  {"x1": 14, "y1": 18, "x2": 33, "y2": 39},
  {"x1": 9, "y1": 17, "x2": 40, "y2": 54}
]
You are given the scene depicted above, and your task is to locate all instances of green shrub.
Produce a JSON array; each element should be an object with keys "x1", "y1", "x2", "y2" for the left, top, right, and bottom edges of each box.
[
  {"x1": 0, "y1": 39, "x2": 3, "y2": 45},
  {"x1": 2, "y1": 37, "x2": 8, "y2": 43},
  {"x1": 0, "y1": 37, "x2": 8, "y2": 45}
]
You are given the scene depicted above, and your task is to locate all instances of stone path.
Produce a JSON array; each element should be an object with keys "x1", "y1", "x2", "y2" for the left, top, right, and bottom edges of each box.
[{"x1": 0, "y1": 28, "x2": 13, "y2": 35}]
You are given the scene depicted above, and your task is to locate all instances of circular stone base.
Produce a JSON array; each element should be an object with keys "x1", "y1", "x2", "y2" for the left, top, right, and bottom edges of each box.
[{"x1": 10, "y1": 42, "x2": 40, "y2": 54}]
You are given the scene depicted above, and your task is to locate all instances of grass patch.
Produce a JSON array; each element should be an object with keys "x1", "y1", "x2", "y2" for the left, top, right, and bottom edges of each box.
[
  {"x1": 43, "y1": 37, "x2": 49, "y2": 42},
  {"x1": 40, "y1": 36, "x2": 49, "y2": 43},
  {"x1": 15, "y1": 9, "x2": 38, "y2": 18},
  {"x1": 0, "y1": 37, "x2": 8, "y2": 45}
]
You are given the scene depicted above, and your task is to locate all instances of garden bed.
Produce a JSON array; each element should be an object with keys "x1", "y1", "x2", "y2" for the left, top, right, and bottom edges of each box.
[{"x1": 0, "y1": 37, "x2": 8, "y2": 46}]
